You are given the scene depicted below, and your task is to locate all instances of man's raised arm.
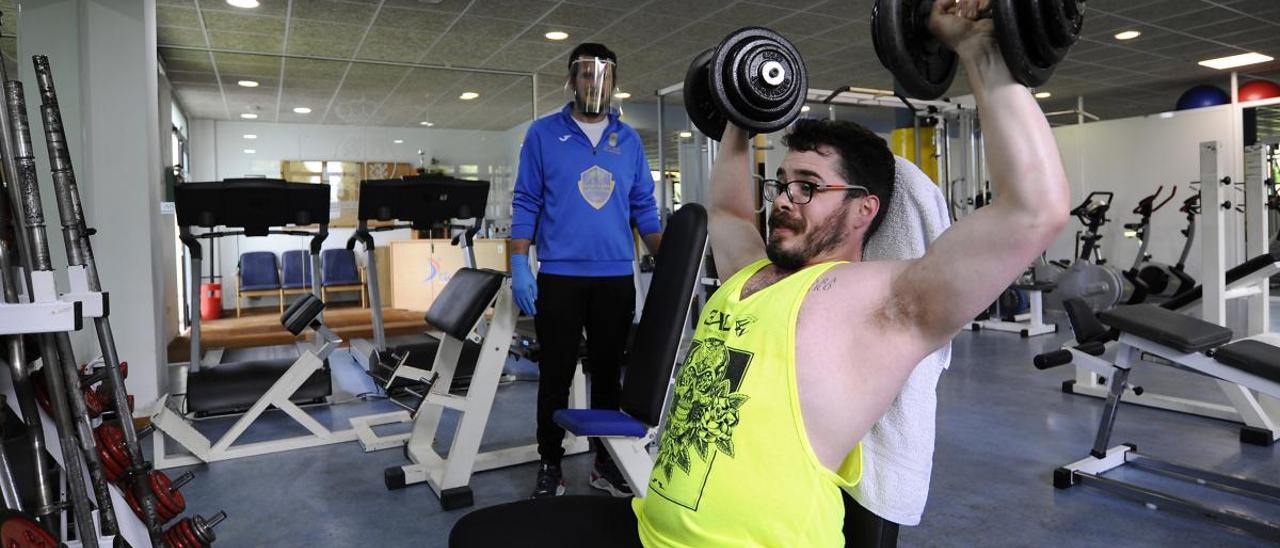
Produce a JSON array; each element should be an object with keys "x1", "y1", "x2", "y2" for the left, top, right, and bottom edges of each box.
[
  {"x1": 708, "y1": 124, "x2": 767, "y2": 280},
  {"x1": 883, "y1": 0, "x2": 1071, "y2": 347}
]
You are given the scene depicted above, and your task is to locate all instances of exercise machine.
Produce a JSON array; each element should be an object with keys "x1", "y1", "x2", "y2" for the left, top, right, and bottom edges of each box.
[
  {"x1": 1044, "y1": 143, "x2": 1280, "y2": 445},
  {"x1": 966, "y1": 267, "x2": 1057, "y2": 338},
  {"x1": 551, "y1": 204, "x2": 708, "y2": 497},
  {"x1": 173, "y1": 179, "x2": 333, "y2": 419},
  {"x1": 1046, "y1": 191, "x2": 1132, "y2": 311},
  {"x1": 1120, "y1": 185, "x2": 1177, "y2": 304},
  {"x1": 151, "y1": 179, "x2": 349, "y2": 467},
  {"x1": 1135, "y1": 189, "x2": 1199, "y2": 300},
  {"x1": 1038, "y1": 303, "x2": 1280, "y2": 540}
]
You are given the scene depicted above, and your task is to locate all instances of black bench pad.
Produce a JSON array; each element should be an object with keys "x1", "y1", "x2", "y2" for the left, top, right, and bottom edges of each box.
[
  {"x1": 1098, "y1": 304, "x2": 1233, "y2": 353},
  {"x1": 1215, "y1": 340, "x2": 1280, "y2": 384}
]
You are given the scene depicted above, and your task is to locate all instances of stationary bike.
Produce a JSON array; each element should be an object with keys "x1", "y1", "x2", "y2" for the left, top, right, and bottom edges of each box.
[
  {"x1": 1047, "y1": 192, "x2": 1135, "y2": 312},
  {"x1": 1135, "y1": 188, "x2": 1198, "y2": 300}
]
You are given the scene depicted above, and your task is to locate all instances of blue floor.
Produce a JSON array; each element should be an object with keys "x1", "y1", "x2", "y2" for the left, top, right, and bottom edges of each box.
[{"x1": 167, "y1": 309, "x2": 1280, "y2": 547}]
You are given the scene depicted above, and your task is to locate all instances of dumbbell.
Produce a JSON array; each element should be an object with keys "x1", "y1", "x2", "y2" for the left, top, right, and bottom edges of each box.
[
  {"x1": 95, "y1": 421, "x2": 154, "y2": 483},
  {"x1": 163, "y1": 512, "x2": 226, "y2": 548},
  {"x1": 124, "y1": 470, "x2": 193, "y2": 524},
  {"x1": 871, "y1": 0, "x2": 1086, "y2": 99},
  {"x1": 683, "y1": 26, "x2": 808, "y2": 141}
]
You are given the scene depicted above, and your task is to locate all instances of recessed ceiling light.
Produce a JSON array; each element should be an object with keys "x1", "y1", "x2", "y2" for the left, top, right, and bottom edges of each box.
[
  {"x1": 678, "y1": 131, "x2": 693, "y2": 138},
  {"x1": 240, "y1": 113, "x2": 258, "y2": 119},
  {"x1": 243, "y1": 134, "x2": 257, "y2": 139},
  {"x1": 614, "y1": 91, "x2": 631, "y2": 100},
  {"x1": 1034, "y1": 92, "x2": 1052, "y2": 99},
  {"x1": 227, "y1": 0, "x2": 260, "y2": 8},
  {"x1": 545, "y1": 31, "x2": 569, "y2": 41},
  {"x1": 237, "y1": 79, "x2": 259, "y2": 88},
  {"x1": 1114, "y1": 30, "x2": 1141, "y2": 41},
  {"x1": 393, "y1": 139, "x2": 404, "y2": 144},
  {"x1": 419, "y1": 121, "x2": 434, "y2": 126},
  {"x1": 800, "y1": 105, "x2": 811, "y2": 112},
  {"x1": 1199, "y1": 52, "x2": 1274, "y2": 70},
  {"x1": 293, "y1": 106, "x2": 312, "y2": 114},
  {"x1": 459, "y1": 91, "x2": 480, "y2": 100},
  {"x1": 243, "y1": 148, "x2": 256, "y2": 154}
]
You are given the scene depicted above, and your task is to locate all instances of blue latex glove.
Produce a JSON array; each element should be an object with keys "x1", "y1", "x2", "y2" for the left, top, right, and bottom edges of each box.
[{"x1": 510, "y1": 253, "x2": 537, "y2": 316}]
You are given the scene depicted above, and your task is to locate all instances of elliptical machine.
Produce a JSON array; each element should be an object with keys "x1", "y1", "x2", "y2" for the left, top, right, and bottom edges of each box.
[
  {"x1": 1047, "y1": 192, "x2": 1133, "y2": 312},
  {"x1": 1120, "y1": 185, "x2": 1177, "y2": 304},
  {"x1": 1135, "y1": 188, "x2": 1198, "y2": 300}
]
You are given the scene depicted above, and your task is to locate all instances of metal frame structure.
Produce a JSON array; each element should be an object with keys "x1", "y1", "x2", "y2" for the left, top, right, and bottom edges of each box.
[
  {"x1": 147, "y1": 316, "x2": 350, "y2": 468},
  {"x1": 350, "y1": 276, "x2": 587, "y2": 509},
  {"x1": 1063, "y1": 142, "x2": 1280, "y2": 442},
  {"x1": 1054, "y1": 329, "x2": 1280, "y2": 540}
]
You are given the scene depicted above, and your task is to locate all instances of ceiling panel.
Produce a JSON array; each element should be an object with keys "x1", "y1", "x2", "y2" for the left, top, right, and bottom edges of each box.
[{"x1": 163, "y1": 0, "x2": 1280, "y2": 131}]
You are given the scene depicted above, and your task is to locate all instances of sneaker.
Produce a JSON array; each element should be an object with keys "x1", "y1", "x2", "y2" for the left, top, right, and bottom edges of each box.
[
  {"x1": 589, "y1": 456, "x2": 633, "y2": 497},
  {"x1": 531, "y1": 462, "x2": 566, "y2": 498}
]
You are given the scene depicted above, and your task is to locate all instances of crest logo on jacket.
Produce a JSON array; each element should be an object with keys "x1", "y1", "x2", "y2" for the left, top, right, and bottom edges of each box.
[{"x1": 578, "y1": 165, "x2": 615, "y2": 209}]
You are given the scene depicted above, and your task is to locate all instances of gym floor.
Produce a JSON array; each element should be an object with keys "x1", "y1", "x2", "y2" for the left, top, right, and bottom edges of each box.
[{"x1": 169, "y1": 311, "x2": 1280, "y2": 547}]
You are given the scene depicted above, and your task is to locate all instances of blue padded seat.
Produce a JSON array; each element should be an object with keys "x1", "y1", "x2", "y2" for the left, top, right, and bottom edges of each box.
[
  {"x1": 281, "y1": 249, "x2": 313, "y2": 290},
  {"x1": 321, "y1": 248, "x2": 360, "y2": 286},
  {"x1": 552, "y1": 409, "x2": 648, "y2": 438},
  {"x1": 238, "y1": 251, "x2": 281, "y2": 291}
]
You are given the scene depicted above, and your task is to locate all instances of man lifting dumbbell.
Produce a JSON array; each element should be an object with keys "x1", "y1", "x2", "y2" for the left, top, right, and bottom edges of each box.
[
  {"x1": 454, "y1": 1, "x2": 1072, "y2": 544},
  {"x1": 510, "y1": 43, "x2": 662, "y2": 499}
]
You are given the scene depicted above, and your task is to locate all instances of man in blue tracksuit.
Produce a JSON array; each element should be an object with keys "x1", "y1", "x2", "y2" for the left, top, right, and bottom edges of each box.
[{"x1": 510, "y1": 43, "x2": 662, "y2": 499}]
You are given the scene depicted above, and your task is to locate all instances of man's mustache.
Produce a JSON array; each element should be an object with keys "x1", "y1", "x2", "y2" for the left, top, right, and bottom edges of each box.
[{"x1": 769, "y1": 211, "x2": 804, "y2": 232}]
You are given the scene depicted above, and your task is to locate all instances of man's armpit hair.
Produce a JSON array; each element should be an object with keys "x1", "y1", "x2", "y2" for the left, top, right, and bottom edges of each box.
[{"x1": 872, "y1": 274, "x2": 930, "y2": 332}]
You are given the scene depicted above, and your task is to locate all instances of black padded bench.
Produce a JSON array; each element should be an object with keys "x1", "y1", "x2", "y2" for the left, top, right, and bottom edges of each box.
[
  {"x1": 1215, "y1": 340, "x2": 1280, "y2": 384},
  {"x1": 1098, "y1": 304, "x2": 1233, "y2": 353}
]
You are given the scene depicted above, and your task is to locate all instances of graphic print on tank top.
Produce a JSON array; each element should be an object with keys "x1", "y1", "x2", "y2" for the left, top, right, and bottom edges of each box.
[{"x1": 651, "y1": 309, "x2": 757, "y2": 510}]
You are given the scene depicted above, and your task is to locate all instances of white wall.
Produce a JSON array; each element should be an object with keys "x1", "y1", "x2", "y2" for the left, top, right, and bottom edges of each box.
[{"x1": 1048, "y1": 104, "x2": 1244, "y2": 281}]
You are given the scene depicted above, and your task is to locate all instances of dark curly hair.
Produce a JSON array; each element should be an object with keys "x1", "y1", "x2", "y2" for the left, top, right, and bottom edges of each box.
[{"x1": 781, "y1": 118, "x2": 896, "y2": 243}]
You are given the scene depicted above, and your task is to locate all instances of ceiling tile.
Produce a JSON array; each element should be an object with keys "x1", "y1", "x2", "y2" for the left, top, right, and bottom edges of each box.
[
  {"x1": 158, "y1": 5, "x2": 201, "y2": 28},
  {"x1": 467, "y1": 0, "x2": 559, "y2": 21},
  {"x1": 291, "y1": 0, "x2": 379, "y2": 26},
  {"x1": 200, "y1": 10, "x2": 286, "y2": 35},
  {"x1": 422, "y1": 33, "x2": 507, "y2": 67},
  {"x1": 358, "y1": 32, "x2": 438, "y2": 62},
  {"x1": 448, "y1": 15, "x2": 529, "y2": 41},
  {"x1": 158, "y1": 26, "x2": 209, "y2": 47},
  {"x1": 208, "y1": 30, "x2": 283, "y2": 53},
  {"x1": 201, "y1": 0, "x2": 290, "y2": 18},
  {"x1": 381, "y1": 0, "x2": 473, "y2": 13},
  {"x1": 372, "y1": 7, "x2": 459, "y2": 33},
  {"x1": 538, "y1": 4, "x2": 631, "y2": 31}
]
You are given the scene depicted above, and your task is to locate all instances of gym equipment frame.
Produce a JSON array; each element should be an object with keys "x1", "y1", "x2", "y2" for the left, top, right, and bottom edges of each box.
[{"x1": 1062, "y1": 143, "x2": 1280, "y2": 443}]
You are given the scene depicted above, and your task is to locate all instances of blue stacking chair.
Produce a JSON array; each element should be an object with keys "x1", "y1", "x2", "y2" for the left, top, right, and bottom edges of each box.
[
  {"x1": 236, "y1": 251, "x2": 282, "y2": 316},
  {"x1": 320, "y1": 248, "x2": 366, "y2": 307}
]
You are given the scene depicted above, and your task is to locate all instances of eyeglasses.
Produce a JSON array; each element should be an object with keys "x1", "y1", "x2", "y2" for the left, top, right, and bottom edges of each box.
[{"x1": 761, "y1": 178, "x2": 869, "y2": 205}]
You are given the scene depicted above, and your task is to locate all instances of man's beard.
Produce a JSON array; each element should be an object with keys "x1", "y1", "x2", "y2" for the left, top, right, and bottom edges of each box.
[{"x1": 765, "y1": 203, "x2": 851, "y2": 271}]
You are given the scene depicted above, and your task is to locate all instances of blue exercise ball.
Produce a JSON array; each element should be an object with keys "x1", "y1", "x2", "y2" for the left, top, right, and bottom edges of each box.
[{"x1": 1175, "y1": 85, "x2": 1229, "y2": 110}]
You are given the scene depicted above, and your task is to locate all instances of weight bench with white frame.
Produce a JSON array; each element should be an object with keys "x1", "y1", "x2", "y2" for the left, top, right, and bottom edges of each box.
[
  {"x1": 1056, "y1": 143, "x2": 1280, "y2": 443},
  {"x1": 349, "y1": 267, "x2": 591, "y2": 509},
  {"x1": 148, "y1": 294, "x2": 354, "y2": 468},
  {"x1": 552, "y1": 204, "x2": 708, "y2": 497},
  {"x1": 1043, "y1": 303, "x2": 1280, "y2": 540}
]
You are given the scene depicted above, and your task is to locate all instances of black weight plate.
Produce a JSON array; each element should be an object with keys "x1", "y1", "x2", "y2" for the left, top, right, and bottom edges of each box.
[
  {"x1": 723, "y1": 38, "x2": 800, "y2": 123},
  {"x1": 710, "y1": 27, "x2": 807, "y2": 135},
  {"x1": 1024, "y1": 0, "x2": 1070, "y2": 66},
  {"x1": 874, "y1": 0, "x2": 957, "y2": 100},
  {"x1": 683, "y1": 47, "x2": 727, "y2": 141},
  {"x1": 1042, "y1": 0, "x2": 1084, "y2": 49},
  {"x1": 993, "y1": 0, "x2": 1055, "y2": 88}
]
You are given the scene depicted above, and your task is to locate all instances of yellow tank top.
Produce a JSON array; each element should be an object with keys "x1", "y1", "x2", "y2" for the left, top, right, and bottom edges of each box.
[{"x1": 633, "y1": 258, "x2": 861, "y2": 547}]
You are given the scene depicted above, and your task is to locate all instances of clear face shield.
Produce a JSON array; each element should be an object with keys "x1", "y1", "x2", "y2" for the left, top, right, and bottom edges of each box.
[{"x1": 567, "y1": 57, "x2": 616, "y2": 116}]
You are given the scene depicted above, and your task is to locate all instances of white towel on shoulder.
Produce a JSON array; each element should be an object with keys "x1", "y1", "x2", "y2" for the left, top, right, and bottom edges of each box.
[{"x1": 847, "y1": 156, "x2": 953, "y2": 526}]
